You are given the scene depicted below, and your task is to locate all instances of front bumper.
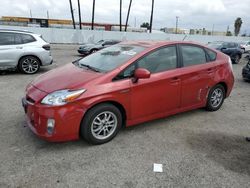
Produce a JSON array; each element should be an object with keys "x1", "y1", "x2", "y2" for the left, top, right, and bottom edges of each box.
[{"x1": 22, "y1": 96, "x2": 86, "y2": 142}]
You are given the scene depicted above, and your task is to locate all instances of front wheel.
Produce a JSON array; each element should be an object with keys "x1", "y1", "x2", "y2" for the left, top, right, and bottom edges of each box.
[
  {"x1": 80, "y1": 103, "x2": 122, "y2": 145},
  {"x1": 206, "y1": 84, "x2": 225, "y2": 111}
]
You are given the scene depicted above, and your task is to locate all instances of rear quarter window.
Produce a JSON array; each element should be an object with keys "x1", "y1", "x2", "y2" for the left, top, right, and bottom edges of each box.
[
  {"x1": 21, "y1": 34, "x2": 36, "y2": 44},
  {"x1": 205, "y1": 48, "x2": 217, "y2": 61}
]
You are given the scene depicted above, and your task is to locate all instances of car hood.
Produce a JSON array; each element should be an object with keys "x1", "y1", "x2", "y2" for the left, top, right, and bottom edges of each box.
[{"x1": 31, "y1": 63, "x2": 102, "y2": 93}]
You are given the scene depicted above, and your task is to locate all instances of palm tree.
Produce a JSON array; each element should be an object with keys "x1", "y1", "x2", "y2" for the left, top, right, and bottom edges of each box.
[
  {"x1": 69, "y1": 0, "x2": 76, "y2": 29},
  {"x1": 234, "y1": 17, "x2": 243, "y2": 36},
  {"x1": 91, "y1": 0, "x2": 96, "y2": 30},
  {"x1": 120, "y1": 0, "x2": 122, "y2": 31},
  {"x1": 125, "y1": 0, "x2": 132, "y2": 32},
  {"x1": 77, "y1": 0, "x2": 82, "y2": 29},
  {"x1": 149, "y1": 0, "x2": 154, "y2": 33}
]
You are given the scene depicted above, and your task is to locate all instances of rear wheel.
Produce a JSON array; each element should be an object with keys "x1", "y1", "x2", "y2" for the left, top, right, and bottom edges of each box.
[
  {"x1": 234, "y1": 54, "x2": 240, "y2": 64},
  {"x1": 80, "y1": 103, "x2": 122, "y2": 145},
  {"x1": 206, "y1": 84, "x2": 225, "y2": 111},
  {"x1": 18, "y1": 56, "x2": 40, "y2": 74}
]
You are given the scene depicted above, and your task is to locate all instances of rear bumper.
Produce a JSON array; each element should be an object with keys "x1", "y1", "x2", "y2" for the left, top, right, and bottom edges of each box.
[
  {"x1": 78, "y1": 49, "x2": 90, "y2": 55},
  {"x1": 22, "y1": 97, "x2": 86, "y2": 142}
]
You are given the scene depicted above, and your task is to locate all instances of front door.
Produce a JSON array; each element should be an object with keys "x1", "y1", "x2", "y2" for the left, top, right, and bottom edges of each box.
[{"x1": 129, "y1": 45, "x2": 181, "y2": 119}]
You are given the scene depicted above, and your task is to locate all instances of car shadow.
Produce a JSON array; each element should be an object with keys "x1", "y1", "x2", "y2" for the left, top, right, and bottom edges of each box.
[{"x1": 186, "y1": 131, "x2": 250, "y2": 176}]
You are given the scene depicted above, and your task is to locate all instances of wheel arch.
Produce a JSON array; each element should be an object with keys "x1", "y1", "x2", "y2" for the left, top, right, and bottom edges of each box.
[
  {"x1": 216, "y1": 81, "x2": 228, "y2": 97},
  {"x1": 18, "y1": 55, "x2": 42, "y2": 66},
  {"x1": 79, "y1": 100, "x2": 127, "y2": 135}
]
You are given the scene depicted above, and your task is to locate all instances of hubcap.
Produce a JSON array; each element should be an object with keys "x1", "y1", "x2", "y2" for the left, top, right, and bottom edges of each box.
[
  {"x1": 91, "y1": 111, "x2": 117, "y2": 140},
  {"x1": 22, "y1": 58, "x2": 39, "y2": 73},
  {"x1": 210, "y1": 88, "x2": 223, "y2": 108}
]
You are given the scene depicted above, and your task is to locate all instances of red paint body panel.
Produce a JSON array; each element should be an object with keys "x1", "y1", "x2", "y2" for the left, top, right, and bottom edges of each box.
[{"x1": 23, "y1": 41, "x2": 234, "y2": 142}]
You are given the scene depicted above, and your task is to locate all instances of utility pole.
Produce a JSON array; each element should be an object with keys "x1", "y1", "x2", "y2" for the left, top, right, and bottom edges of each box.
[
  {"x1": 91, "y1": 0, "x2": 96, "y2": 30},
  {"x1": 175, "y1": 16, "x2": 179, "y2": 34},
  {"x1": 69, "y1": 0, "x2": 76, "y2": 29},
  {"x1": 125, "y1": 0, "x2": 132, "y2": 32},
  {"x1": 149, "y1": 0, "x2": 154, "y2": 33},
  {"x1": 120, "y1": 0, "x2": 122, "y2": 31},
  {"x1": 211, "y1": 24, "x2": 214, "y2": 36},
  {"x1": 77, "y1": 0, "x2": 82, "y2": 29},
  {"x1": 30, "y1": 9, "x2": 32, "y2": 18},
  {"x1": 47, "y1": 10, "x2": 49, "y2": 19}
]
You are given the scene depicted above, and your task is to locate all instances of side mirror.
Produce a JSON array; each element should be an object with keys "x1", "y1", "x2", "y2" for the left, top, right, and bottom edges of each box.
[{"x1": 132, "y1": 68, "x2": 151, "y2": 83}]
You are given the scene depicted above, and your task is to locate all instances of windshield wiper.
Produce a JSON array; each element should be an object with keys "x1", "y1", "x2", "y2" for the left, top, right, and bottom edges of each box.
[{"x1": 78, "y1": 63, "x2": 100, "y2": 72}]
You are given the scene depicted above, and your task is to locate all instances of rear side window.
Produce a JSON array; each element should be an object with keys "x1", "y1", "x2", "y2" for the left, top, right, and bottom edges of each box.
[
  {"x1": 205, "y1": 48, "x2": 217, "y2": 61},
  {"x1": 21, "y1": 34, "x2": 36, "y2": 44},
  {"x1": 181, "y1": 45, "x2": 206, "y2": 67},
  {"x1": 0, "y1": 32, "x2": 15, "y2": 45}
]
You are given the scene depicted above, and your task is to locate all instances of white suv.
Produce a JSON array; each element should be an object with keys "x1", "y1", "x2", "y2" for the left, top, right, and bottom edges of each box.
[{"x1": 0, "y1": 30, "x2": 53, "y2": 74}]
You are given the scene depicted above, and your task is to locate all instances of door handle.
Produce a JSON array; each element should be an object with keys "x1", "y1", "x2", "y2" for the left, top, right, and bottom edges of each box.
[
  {"x1": 207, "y1": 68, "x2": 214, "y2": 73},
  {"x1": 16, "y1": 46, "x2": 23, "y2": 49},
  {"x1": 170, "y1": 77, "x2": 180, "y2": 84}
]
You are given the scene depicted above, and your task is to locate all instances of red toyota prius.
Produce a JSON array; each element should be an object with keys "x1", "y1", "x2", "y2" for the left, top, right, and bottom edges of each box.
[{"x1": 22, "y1": 41, "x2": 234, "y2": 144}]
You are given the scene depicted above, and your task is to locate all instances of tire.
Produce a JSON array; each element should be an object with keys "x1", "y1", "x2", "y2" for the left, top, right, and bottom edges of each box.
[
  {"x1": 90, "y1": 49, "x2": 98, "y2": 53},
  {"x1": 18, "y1": 56, "x2": 40, "y2": 74},
  {"x1": 206, "y1": 84, "x2": 225, "y2": 111},
  {"x1": 80, "y1": 103, "x2": 122, "y2": 145},
  {"x1": 233, "y1": 54, "x2": 240, "y2": 64}
]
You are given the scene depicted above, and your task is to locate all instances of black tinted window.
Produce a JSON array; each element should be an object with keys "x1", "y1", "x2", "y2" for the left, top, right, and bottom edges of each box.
[
  {"x1": 21, "y1": 34, "x2": 36, "y2": 43},
  {"x1": 181, "y1": 45, "x2": 206, "y2": 67},
  {"x1": 0, "y1": 32, "x2": 15, "y2": 45},
  {"x1": 205, "y1": 48, "x2": 217, "y2": 61},
  {"x1": 137, "y1": 46, "x2": 177, "y2": 73}
]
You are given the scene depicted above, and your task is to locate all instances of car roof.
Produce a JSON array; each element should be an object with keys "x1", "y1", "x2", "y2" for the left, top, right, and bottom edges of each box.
[
  {"x1": 119, "y1": 40, "x2": 206, "y2": 49},
  {"x1": 0, "y1": 29, "x2": 34, "y2": 34}
]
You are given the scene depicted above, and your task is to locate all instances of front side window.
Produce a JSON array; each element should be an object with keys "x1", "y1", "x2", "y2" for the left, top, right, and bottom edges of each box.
[
  {"x1": 0, "y1": 32, "x2": 15, "y2": 45},
  {"x1": 77, "y1": 44, "x2": 145, "y2": 72},
  {"x1": 137, "y1": 46, "x2": 177, "y2": 73},
  {"x1": 115, "y1": 46, "x2": 177, "y2": 80},
  {"x1": 181, "y1": 45, "x2": 206, "y2": 67}
]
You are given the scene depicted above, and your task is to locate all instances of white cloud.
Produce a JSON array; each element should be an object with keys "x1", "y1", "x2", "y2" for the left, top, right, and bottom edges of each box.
[{"x1": 0, "y1": 0, "x2": 249, "y2": 34}]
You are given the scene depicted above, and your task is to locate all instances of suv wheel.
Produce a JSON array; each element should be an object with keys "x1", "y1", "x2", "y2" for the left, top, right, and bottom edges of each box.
[
  {"x1": 206, "y1": 84, "x2": 225, "y2": 111},
  {"x1": 18, "y1": 56, "x2": 40, "y2": 74},
  {"x1": 81, "y1": 103, "x2": 122, "y2": 145}
]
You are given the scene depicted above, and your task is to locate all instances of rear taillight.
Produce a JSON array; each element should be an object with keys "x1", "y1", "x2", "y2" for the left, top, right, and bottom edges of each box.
[
  {"x1": 42, "y1": 45, "x2": 50, "y2": 51},
  {"x1": 228, "y1": 57, "x2": 233, "y2": 71}
]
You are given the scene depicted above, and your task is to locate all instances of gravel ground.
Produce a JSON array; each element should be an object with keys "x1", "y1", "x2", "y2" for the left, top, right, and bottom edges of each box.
[{"x1": 0, "y1": 44, "x2": 250, "y2": 188}]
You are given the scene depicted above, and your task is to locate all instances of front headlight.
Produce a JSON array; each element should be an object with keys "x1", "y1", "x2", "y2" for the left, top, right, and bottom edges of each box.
[{"x1": 41, "y1": 89, "x2": 86, "y2": 106}]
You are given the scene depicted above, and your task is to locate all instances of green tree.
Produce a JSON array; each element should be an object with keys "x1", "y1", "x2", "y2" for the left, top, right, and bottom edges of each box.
[
  {"x1": 141, "y1": 22, "x2": 150, "y2": 30},
  {"x1": 234, "y1": 17, "x2": 243, "y2": 36}
]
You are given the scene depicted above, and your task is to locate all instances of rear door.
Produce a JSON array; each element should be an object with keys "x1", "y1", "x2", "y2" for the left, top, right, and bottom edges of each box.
[{"x1": 179, "y1": 44, "x2": 216, "y2": 109}]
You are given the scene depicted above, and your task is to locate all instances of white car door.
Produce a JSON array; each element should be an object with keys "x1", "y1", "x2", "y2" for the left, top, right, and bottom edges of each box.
[{"x1": 0, "y1": 32, "x2": 22, "y2": 68}]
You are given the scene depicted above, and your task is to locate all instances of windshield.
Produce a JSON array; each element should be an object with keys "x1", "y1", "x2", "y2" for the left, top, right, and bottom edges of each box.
[
  {"x1": 77, "y1": 44, "x2": 145, "y2": 72},
  {"x1": 207, "y1": 43, "x2": 222, "y2": 49}
]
